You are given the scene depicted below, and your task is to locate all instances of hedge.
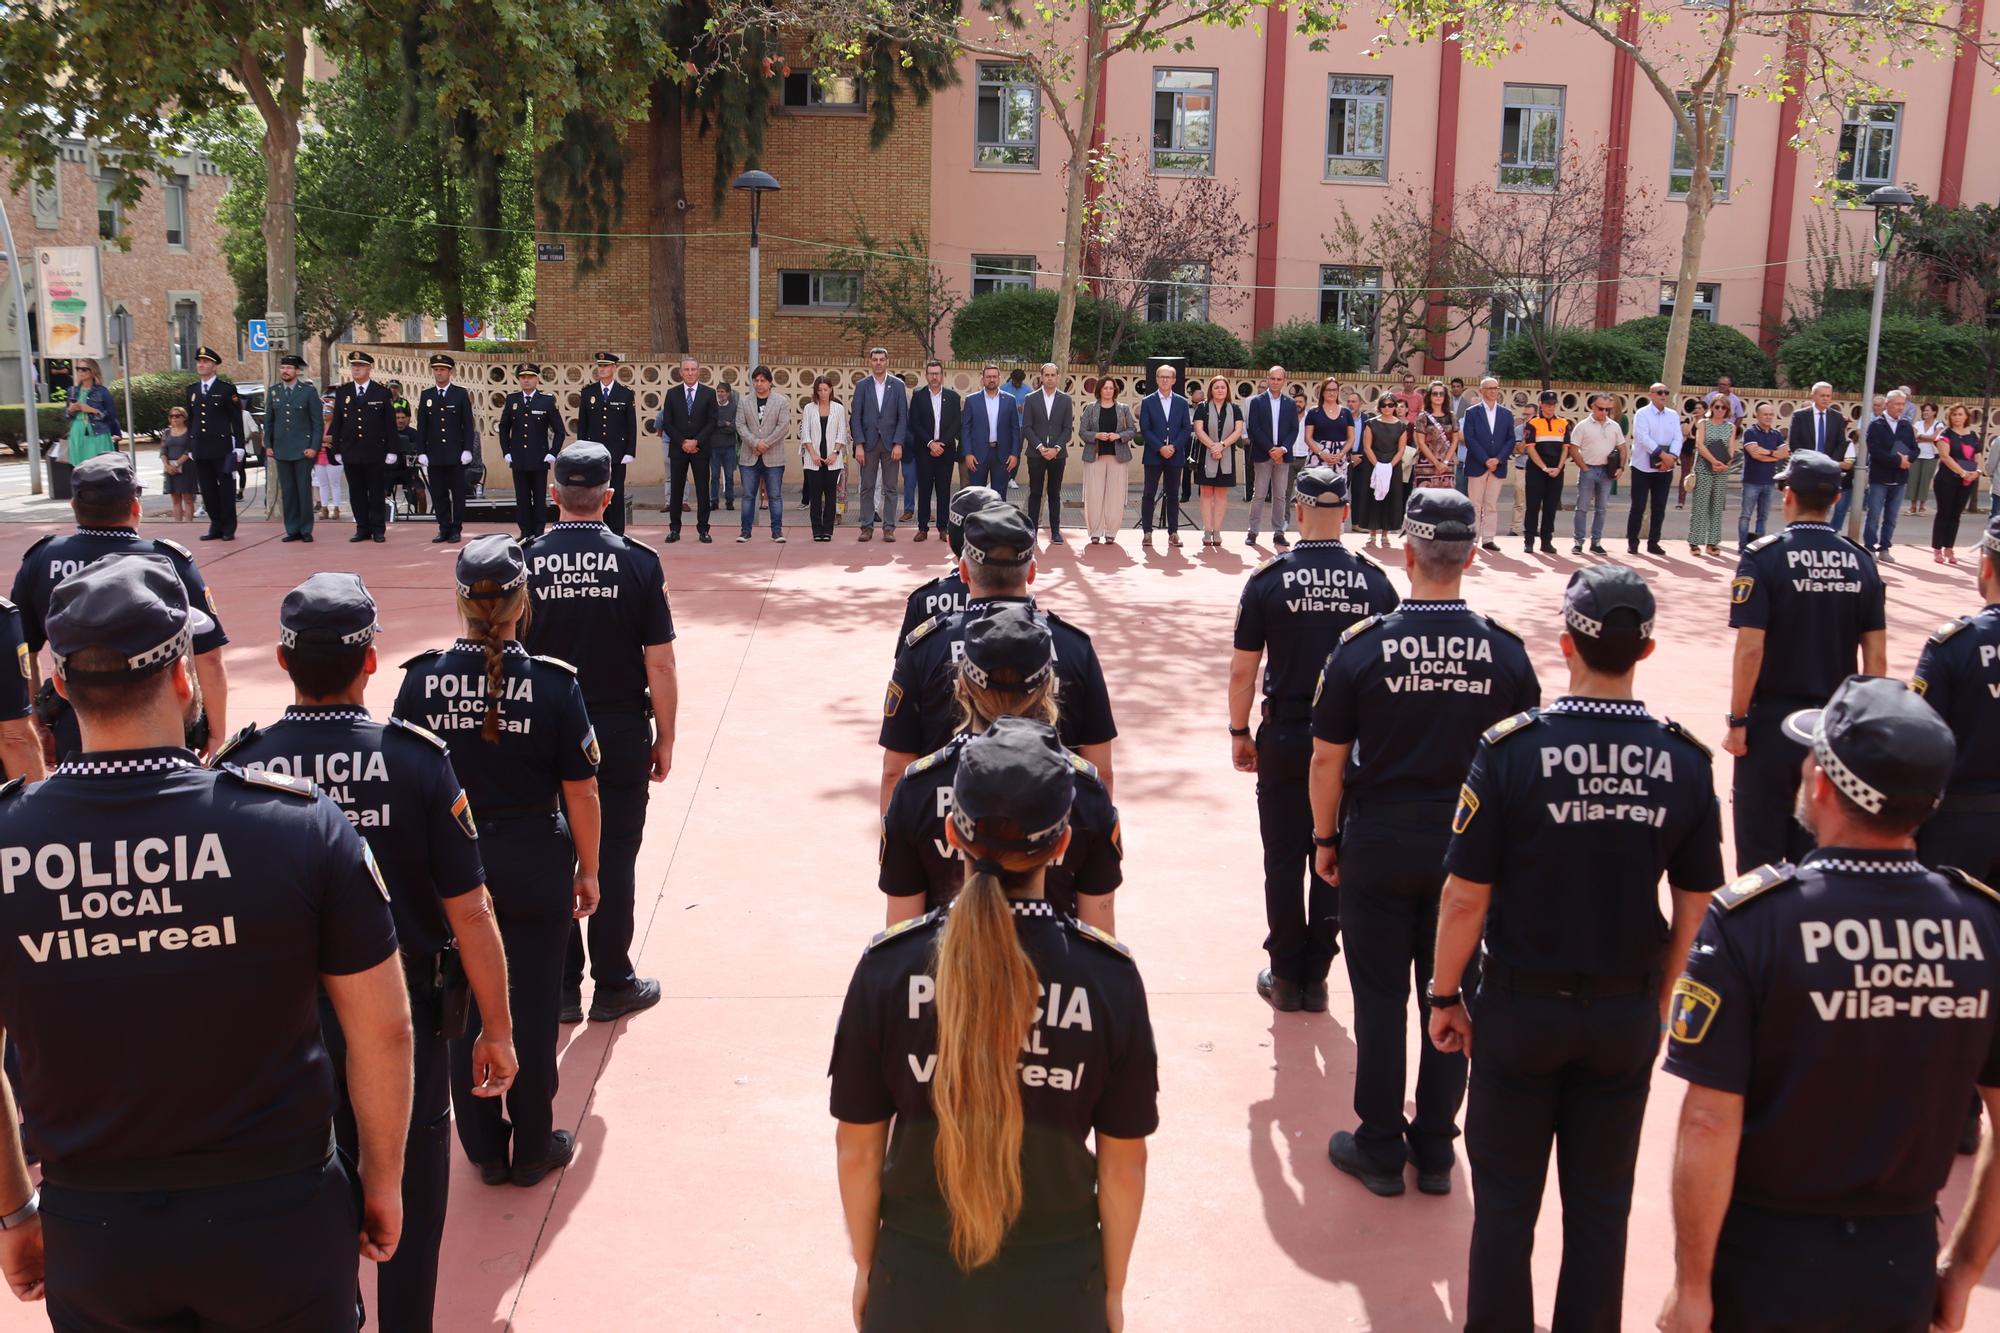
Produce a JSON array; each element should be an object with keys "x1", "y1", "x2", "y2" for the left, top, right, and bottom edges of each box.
[
  {"x1": 1124, "y1": 319, "x2": 1249, "y2": 371},
  {"x1": 1778, "y1": 311, "x2": 1992, "y2": 398},
  {"x1": 1249, "y1": 320, "x2": 1367, "y2": 375},
  {"x1": 0, "y1": 405, "x2": 66, "y2": 450},
  {"x1": 1607, "y1": 315, "x2": 1773, "y2": 387},
  {"x1": 106, "y1": 372, "x2": 200, "y2": 435},
  {"x1": 950, "y1": 289, "x2": 1142, "y2": 363},
  {"x1": 1488, "y1": 329, "x2": 1659, "y2": 386}
]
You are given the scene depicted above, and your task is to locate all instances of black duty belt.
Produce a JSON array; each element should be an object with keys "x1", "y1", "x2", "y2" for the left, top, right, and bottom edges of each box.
[
  {"x1": 478, "y1": 800, "x2": 559, "y2": 821},
  {"x1": 1940, "y1": 792, "x2": 2000, "y2": 814},
  {"x1": 1347, "y1": 797, "x2": 1455, "y2": 822},
  {"x1": 1261, "y1": 699, "x2": 1312, "y2": 723},
  {"x1": 41, "y1": 1125, "x2": 334, "y2": 1193},
  {"x1": 1483, "y1": 960, "x2": 1657, "y2": 1001}
]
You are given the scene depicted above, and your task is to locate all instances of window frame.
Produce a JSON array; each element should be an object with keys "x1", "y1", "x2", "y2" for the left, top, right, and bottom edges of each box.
[
  {"x1": 1488, "y1": 276, "x2": 1549, "y2": 368},
  {"x1": 971, "y1": 255, "x2": 1037, "y2": 298},
  {"x1": 1324, "y1": 75, "x2": 1391, "y2": 182},
  {"x1": 95, "y1": 171, "x2": 121, "y2": 242},
  {"x1": 1318, "y1": 264, "x2": 1383, "y2": 351},
  {"x1": 777, "y1": 268, "x2": 863, "y2": 314},
  {"x1": 780, "y1": 68, "x2": 865, "y2": 115},
  {"x1": 1145, "y1": 262, "x2": 1211, "y2": 323},
  {"x1": 1836, "y1": 101, "x2": 1903, "y2": 189},
  {"x1": 1668, "y1": 94, "x2": 1735, "y2": 201},
  {"x1": 974, "y1": 62, "x2": 1040, "y2": 170},
  {"x1": 1497, "y1": 84, "x2": 1564, "y2": 193},
  {"x1": 162, "y1": 173, "x2": 190, "y2": 248},
  {"x1": 1151, "y1": 68, "x2": 1218, "y2": 177},
  {"x1": 1658, "y1": 281, "x2": 1721, "y2": 323}
]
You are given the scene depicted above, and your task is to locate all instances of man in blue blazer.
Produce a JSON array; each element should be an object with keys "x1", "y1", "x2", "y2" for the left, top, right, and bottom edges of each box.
[
  {"x1": 851, "y1": 346, "x2": 910, "y2": 541},
  {"x1": 960, "y1": 363, "x2": 1022, "y2": 499},
  {"x1": 1245, "y1": 365, "x2": 1301, "y2": 547},
  {"x1": 1139, "y1": 363, "x2": 1194, "y2": 545},
  {"x1": 1458, "y1": 376, "x2": 1514, "y2": 550}
]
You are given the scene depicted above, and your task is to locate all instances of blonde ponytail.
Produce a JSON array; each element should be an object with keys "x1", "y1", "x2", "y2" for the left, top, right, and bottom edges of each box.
[{"x1": 952, "y1": 670, "x2": 1061, "y2": 736}]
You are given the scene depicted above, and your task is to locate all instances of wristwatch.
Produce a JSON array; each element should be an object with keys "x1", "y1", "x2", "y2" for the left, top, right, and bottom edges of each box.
[
  {"x1": 1425, "y1": 984, "x2": 1462, "y2": 1009},
  {"x1": 1312, "y1": 832, "x2": 1339, "y2": 849},
  {"x1": 0, "y1": 1190, "x2": 38, "y2": 1230},
  {"x1": 1228, "y1": 725, "x2": 1250, "y2": 738},
  {"x1": 1726, "y1": 713, "x2": 1749, "y2": 729}
]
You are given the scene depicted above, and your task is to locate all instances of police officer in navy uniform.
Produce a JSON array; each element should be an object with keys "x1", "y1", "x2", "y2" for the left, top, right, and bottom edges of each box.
[
  {"x1": 216, "y1": 573, "x2": 518, "y2": 1331},
  {"x1": 0, "y1": 596, "x2": 41, "y2": 783},
  {"x1": 879, "y1": 504, "x2": 1117, "y2": 812},
  {"x1": 326, "y1": 349, "x2": 400, "y2": 544},
  {"x1": 575, "y1": 353, "x2": 638, "y2": 535},
  {"x1": 831, "y1": 718, "x2": 1158, "y2": 1332},
  {"x1": 1724, "y1": 449, "x2": 1887, "y2": 873},
  {"x1": 0, "y1": 553, "x2": 411, "y2": 1329},
  {"x1": 1660, "y1": 676, "x2": 2000, "y2": 1333},
  {"x1": 1912, "y1": 510, "x2": 2000, "y2": 884},
  {"x1": 416, "y1": 352, "x2": 476, "y2": 544},
  {"x1": 1309, "y1": 487, "x2": 1539, "y2": 1196},
  {"x1": 521, "y1": 443, "x2": 677, "y2": 1026},
  {"x1": 893, "y1": 486, "x2": 996, "y2": 651},
  {"x1": 499, "y1": 363, "x2": 566, "y2": 541},
  {"x1": 394, "y1": 536, "x2": 601, "y2": 1187},
  {"x1": 1229, "y1": 465, "x2": 1398, "y2": 1012},
  {"x1": 1428, "y1": 565, "x2": 1724, "y2": 1330},
  {"x1": 184, "y1": 345, "x2": 245, "y2": 542},
  {"x1": 11, "y1": 452, "x2": 231, "y2": 759},
  {"x1": 881, "y1": 602, "x2": 1122, "y2": 929}
]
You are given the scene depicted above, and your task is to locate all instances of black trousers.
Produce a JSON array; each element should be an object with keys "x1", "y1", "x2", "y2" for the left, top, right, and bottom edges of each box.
[
  {"x1": 322, "y1": 969, "x2": 448, "y2": 1333},
  {"x1": 1932, "y1": 470, "x2": 1974, "y2": 548},
  {"x1": 1255, "y1": 719, "x2": 1336, "y2": 987},
  {"x1": 1140, "y1": 463, "x2": 1182, "y2": 533},
  {"x1": 565, "y1": 711, "x2": 650, "y2": 993},
  {"x1": 451, "y1": 812, "x2": 573, "y2": 1170},
  {"x1": 1464, "y1": 985, "x2": 1658, "y2": 1333},
  {"x1": 195, "y1": 457, "x2": 237, "y2": 538},
  {"x1": 803, "y1": 468, "x2": 840, "y2": 539},
  {"x1": 1625, "y1": 469, "x2": 1672, "y2": 546},
  {"x1": 1918, "y1": 806, "x2": 2000, "y2": 882},
  {"x1": 669, "y1": 449, "x2": 713, "y2": 536},
  {"x1": 1338, "y1": 805, "x2": 1466, "y2": 1170},
  {"x1": 1731, "y1": 700, "x2": 1816, "y2": 875},
  {"x1": 1522, "y1": 467, "x2": 1564, "y2": 544},
  {"x1": 41, "y1": 1157, "x2": 360, "y2": 1332},
  {"x1": 511, "y1": 468, "x2": 547, "y2": 539},
  {"x1": 607, "y1": 460, "x2": 628, "y2": 535},
  {"x1": 429, "y1": 463, "x2": 467, "y2": 539},
  {"x1": 345, "y1": 461, "x2": 390, "y2": 538},
  {"x1": 914, "y1": 452, "x2": 956, "y2": 532},
  {"x1": 1026, "y1": 449, "x2": 1068, "y2": 533},
  {"x1": 862, "y1": 1226, "x2": 1107, "y2": 1333},
  {"x1": 1711, "y1": 1203, "x2": 1937, "y2": 1333}
]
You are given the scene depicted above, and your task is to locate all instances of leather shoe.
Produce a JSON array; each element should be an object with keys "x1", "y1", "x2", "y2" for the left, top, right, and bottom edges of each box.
[
  {"x1": 1302, "y1": 982, "x2": 1329, "y2": 1013},
  {"x1": 432, "y1": 534, "x2": 451, "y2": 543},
  {"x1": 699, "y1": 532, "x2": 713, "y2": 543},
  {"x1": 1647, "y1": 543, "x2": 1668, "y2": 555},
  {"x1": 666, "y1": 532, "x2": 681, "y2": 543},
  {"x1": 1328, "y1": 1131, "x2": 1405, "y2": 1197},
  {"x1": 349, "y1": 534, "x2": 370, "y2": 543},
  {"x1": 372, "y1": 534, "x2": 385, "y2": 543},
  {"x1": 281, "y1": 534, "x2": 299, "y2": 543},
  {"x1": 511, "y1": 1129, "x2": 576, "y2": 1187},
  {"x1": 559, "y1": 990, "x2": 583, "y2": 1024},
  {"x1": 589, "y1": 977, "x2": 662, "y2": 1022},
  {"x1": 199, "y1": 533, "x2": 220, "y2": 541},
  {"x1": 914, "y1": 531, "x2": 928, "y2": 543},
  {"x1": 1256, "y1": 968, "x2": 1304, "y2": 1013},
  {"x1": 479, "y1": 1159, "x2": 511, "y2": 1187},
  {"x1": 1414, "y1": 1161, "x2": 1453, "y2": 1196}
]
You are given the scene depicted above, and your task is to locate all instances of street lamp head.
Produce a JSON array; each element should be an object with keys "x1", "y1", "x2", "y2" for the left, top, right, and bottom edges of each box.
[
  {"x1": 1866, "y1": 184, "x2": 1915, "y2": 211},
  {"x1": 731, "y1": 169, "x2": 781, "y2": 194}
]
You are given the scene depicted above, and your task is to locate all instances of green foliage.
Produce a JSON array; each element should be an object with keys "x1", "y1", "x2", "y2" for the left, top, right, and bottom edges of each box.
[
  {"x1": 1489, "y1": 329, "x2": 1658, "y2": 386},
  {"x1": 1778, "y1": 312, "x2": 1991, "y2": 396},
  {"x1": 1608, "y1": 315, "x2": 1773, "y2": 387},
  {"x1": 105, "y1": 373, "x2": 199, "y2": 435},
  {"x1": 1124, "y1": 320, "x2": 1248, "y2": 371},
  {"x1": 951, "y1": 289, "x2": 1136, "y2": 363},
  {"x1": 1250, "y1": 320, "x2": 1367, "y2": 375},
  {"x1": 828, "y1": 223, "x2": 962, "y2": 359},
  {"x1": 0, "y1": 405, "x2": 67, "y2": 449}
]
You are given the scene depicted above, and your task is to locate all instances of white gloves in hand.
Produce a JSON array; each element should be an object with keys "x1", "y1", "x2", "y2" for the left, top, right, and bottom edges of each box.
[
  {"x1": 620, "y1": 455, "x2": 634, "y2": 465},
  {"x1": 460, "y1": 451, "x2": 472, "y2": 465},
  {"x1": 231, "y1": 448, "x2": 244, "y2": 461},
  {"x1": 542, "y1": 454, "x2": 554, "y2": 465},
  {"x1": 385, "y1": 454, "x2": 399, "y2": 466},
  {"x1": 417, "y1": 455, "x2": 429, "y2": 468}
]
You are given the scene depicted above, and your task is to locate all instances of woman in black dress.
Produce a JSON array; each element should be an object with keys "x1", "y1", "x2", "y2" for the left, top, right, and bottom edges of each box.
[
  {"x1": 1356, "y1": 394, "x2": 1409, "y2": 544},
  {"x1": 1192, "y1": 375, "x2": 1244, "y2": 548}
]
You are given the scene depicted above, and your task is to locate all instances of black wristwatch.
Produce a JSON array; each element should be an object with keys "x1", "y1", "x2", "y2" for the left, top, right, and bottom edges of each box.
[
  {"x1": 1726, "y1": 713, "x2": 1749, "y2": 729},
  {"x1": 1313, "y1": 832, "x2": 1339, "y2": 849},
  {"x1": 1425, "y1": 984, "x2": 1462, "y2": 1009},
  {"x1": 1228, "y1": 725, "x2": 1250, "y2": 737}
]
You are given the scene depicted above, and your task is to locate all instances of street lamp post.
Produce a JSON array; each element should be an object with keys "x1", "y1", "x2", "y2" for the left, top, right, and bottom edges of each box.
[
  {"x1": 730, "y1": 170, "x2": 781, "y2": 369},
  {"x1": 0, "y1": 204, "x2": 44, "y2": 495},
  {"x1": 1852, "y1": 183, "x2": 1915, "y2": 542}
]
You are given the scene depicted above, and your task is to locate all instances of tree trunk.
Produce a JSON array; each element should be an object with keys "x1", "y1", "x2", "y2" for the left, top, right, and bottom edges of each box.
[
  {"x1": 648, "y1": 81, "x2": 692, "y2": 356},
  {"x1": 1660, "y1": 166, "x2": 1714, "y2": 393},
  {"x1": 261, "y1": 104, "x2": 301, "y2": 361},
  {"x1": 1050, "y1": 8, "x2": 1105, "y2": 368},
  {"x1": 441, "y1": 157, "x2": 467, "y2": 350}
]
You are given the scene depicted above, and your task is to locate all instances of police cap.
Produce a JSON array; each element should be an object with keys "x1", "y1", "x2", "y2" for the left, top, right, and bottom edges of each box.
[
  {"x1": 554, "y1": 441, "x2": 612, "y2": 488},
  {"x1": 961, "y1": 504, "x2": 1034, "y2": 568},
  {"x1": 47, "y1": 553, "x2": 212, "y2": 681},
  {"x1": 279, "y1": 354, "x2": 308, "y2": 370},
  {"x1": 946, "y1": 486, "x2": 1001, "y2": 555},
  {"x1": 592, "y1": 352, "x2": 622, "y2": 367},
  {"x1": 1982, "y1": 509, "x2": 2000, "y2": 558},
  {"x1": 346, "y1": 350, "x2": 375, "y2": 368},
  {"x1": 948, "y1": 716, "x2": 1075, "y2": 856},
  {"x1": 1782, "y1": 675, "x2": 1956, "y2": 820},
  {"x1": 1775, "y1": 450, "x2": 1843, "y2": 503},
  {"x1": 1563, "y1": 564, "x2": 1655, "y2": 641},
  {"x1": 70, "y1": 451, "x2": 141, "y2": 507},
  {"x1": 428, "y1": 353, "x2": 455, "y2": 370},
  {"x1": 279, "y1": 572, "x2": 380, "y2": 650},
  {"x1": 1293, "y1": 465, "x2": 1349, "y2": 507},
  {"x1": 455, "y1": 534, "x2": 529, "y2": 599},
  {"x1": 515, "y1": 362, "x2": 542, "y2": 380},
  {"x1": 1403, "y1": 487, "x2": 1478, "y2": 541},
  {"x1": 194, "y1": 346, "x2": 222, "y2": 365},
  {"x1": 961, "y1": 602, "x2": 1054, "y2": 692}
]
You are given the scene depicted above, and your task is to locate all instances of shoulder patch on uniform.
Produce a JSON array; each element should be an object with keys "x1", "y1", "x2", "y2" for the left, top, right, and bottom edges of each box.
[
  {"x1": 580, "y1": 726, "x2": 601, "y2": 767},
  {"x1": 1717, "y1": 862, "x2": 1796, "y2": 911},
  {"x1": 388, "y1": 716, "x2": 448, "y2": 751},
  {"x1": 1730, "y1": 575, "x2": 1755, "y2": 605},
  {"x1": 1485, "y1": 615, "x2": 1522, "y2": 643},
  {"x1": 867, "y1": 910, "x2": 942, "y2": 951},
  {"x1": 1746, "y1": 532, "x2": 1782, "y2": 553},
  {"x1": 156, "y1": 538, "x2": 193, "y2": 559},
  {"x1": 1452, "y1": 783, "x2": 1480, "y2": 835},
  {"x1": 400, "y1": 649, "x2": 444, "y2": 669},
  {"x1": 1667, "y1": 975, "x2": 1721, "y2": 1045},
  {"x1": 449, "y1": 789, "x2": 477, "y2": 841},
  {"x1": 218, "y1": 762, "x2": 316, "y2": 800},
  {"x1": 0, "y1": 777, "x2": 25, "y2": 802},
  {"x1": 0, "y1": 596, "x2": 14, "y2": 613},
  {"x1": 533, "y1": 654, "x2": 578, "y2": 675},
  {"x1": 1482, "y1": 710, "x2": 1540, "y2": 745},
  {"x1": 1930, "y1": 616, "x2": 1971, "y2": 645},
  {"x1": 904, "y1": 614, "x2": 946, "y2": 650},
  {"x1": 1660, "y1": 717, "x2": 1712, "y2": 759},
  {"x1": 1939, "y1": 865, "x2": 2000, "y2": 910},
  {"x1": 1339, "y1": 613, "x2": 1384, "y2": 645},
  {"x1": 1070, "y1": 919, "x2": 1133, "y2": 959},
  {"x1": 211, "y1": 722, "x2": 258, "y2": 764},
  {"x1": 903, "y1": 739, "x2": 960, "y2": 778},
  {"x1": 14, "y1": 640, "x2": 26, "y2": 683}
]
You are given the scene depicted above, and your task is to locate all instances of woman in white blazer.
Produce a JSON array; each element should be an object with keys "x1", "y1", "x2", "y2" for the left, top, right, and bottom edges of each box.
[{"x1": 799, "y1": 374, "x2": 850, "y2": 542}]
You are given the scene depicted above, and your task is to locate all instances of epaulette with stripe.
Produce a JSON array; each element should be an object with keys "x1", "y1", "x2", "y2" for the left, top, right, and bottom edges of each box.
[
  {"x1": 1930, "y1": 616, "x2": 1971, "y2": 645},
  {"x1": 903, "y1": 737, "x2": 963, "y2": 778},
  {"x1": 1485, "y1": 614, "x2": 1523, "y2": 643},
  {"x1": 1746, "y1": 532, "x2": 1782, "y2": 553},
  {"x1": 1482, "y1": 710, "x2": 1539, "y2": 745},
  {"x1": 389, "y1": 716, "x2": 448, "y2": 751},
  {"x1": 905, "y1": 614, "x2": 947, "y2": 651},
  {"x1": 400, "y1": 648, "x2": 444, "y2": 669},
  {"x1": 867, "y1": 910, "x2": 942, "y2": 951},
  {"x1": 210, "y1": 722, "x2": 258, "y2": 765},
  {"x1": 1069, "y1": 919, "x2": 1133, "y2": 960},
  {"x1": 1940, "y1": 865, "x2": 2000, "y2": 910},
  {"x1": 1339, "y1": 613, "x2": 1384, "y2": 645},
  {"x1": 217, "y1": 762, "x2": 316, "y2": 800},
  {"x1": 156, "y1": 537, "x2": 193, "y2": 559},
  {"x1": 0, "y1": 777, "x2": 25, "y2": 802},
  {"x1": 532, "y1": 654, "x2": 578, "y2": 674},
  {"x1": 1660, "y1": 717, "x2": 1711, "y2": 759},
  {"x1": 1717, "y1": 862, "x2": 1795, "y2": 912}
]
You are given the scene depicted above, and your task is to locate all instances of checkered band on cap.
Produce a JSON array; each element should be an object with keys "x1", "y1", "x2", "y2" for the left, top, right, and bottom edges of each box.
[
  {"x1": 454, "y1": 566, "x2": 528, "y2": 598},
  {"x1": 1403, "y1": 516, "x2": 1439, "y2": 539},
  {"x1": 1562, "y1": 603, "x2": 1655, "y2": 641},
  {"x1": 279, "y1": 621, "x2": 380, "y2": 649},
  {"x1": 961, "y1": 654, "x2": 1054, "y2": 692},
  {"x1": 1813, "y1": 735, "x2": 1888, "y2": 815},
  {"x1": 948, "y1": 805, "x2": 1070, "y2": 854},
  {"x1": 1984, "y1": 527, "x2": 2000, "y2": 557},
  {"x1": 53, "y1": 625, "x2": 189, "y2": 681}
]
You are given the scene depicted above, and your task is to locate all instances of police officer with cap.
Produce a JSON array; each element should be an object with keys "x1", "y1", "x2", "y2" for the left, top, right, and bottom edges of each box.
[
  {"x1": 1230, "y1": 464, "x2": 1398, "y2": 1013},
  {"x1": 1309, "y1": 487, "x2": 1539, "y2": 1193},
  {"x1": 11, "y1": 451, "x2": 230, "y2": 759},
  {"x1": 217, "y1": 572, "x2": 518, "y2": 1330},
  {"x1": 0, "y1": 593, "x2": 40, "y2": 784},
  {"x1": 1429, "y1": 564, "x2": 1723, "y2": 1328},
  {"x1": 522, "y1": 443, "x2": 677, "y2": 1026},
  {"x1": 880, "y1": 503, "x2": 1117, "y2": 812},
  {"x1": 500, "y1": 364, "x2": 566, "y2": 541},
  {"x1": 1660, "y1": 675, "x2": 2000, "y2": 1333},
  {"x1": 0, "y1": 552, "x2": 411, "y2": 1328},
  {"x1": 416, "y1": 353, "x2": 476, "y2": 544},
  {"x1": 576, "y1": 353, "x2": 638, "y2": 535},
  {"x1": 394, "y1": 535, "x2": 600, "y2": 1187},
  {"x1": 881, "y1": 601, "x2": 1122, "y2": 932},
  {"x1": 325, "y1": 349, "x2": 399, "y2": 544},
  {"x1": 1912, "y1": 509, "x2": 2000, "y2": 884},
  {"x1": 893, "y1": 485, "x2": 998, "y2": 651},
  {"x1": 183, "y1": 344, "x2": 245, "y2": 542},
  {"x1": 1724, "y1": 448, "x2": 1887, "y2": 873},
  {"x1": 831, "y1": 716, "x2": 1158, "y2": 1332}
]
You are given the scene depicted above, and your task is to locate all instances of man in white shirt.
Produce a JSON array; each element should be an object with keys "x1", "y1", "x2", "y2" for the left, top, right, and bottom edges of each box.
[
  {"x1": 850, "y1": 346, "x2": 909, "y2": 541},
  {"x1": 961, "y1": 363, "x2": 1021, "y2": 498},
  {"x1": 1566, "y1": 393, "x2": 1626, "y2": 555},
  {"x1": 1627, "y1": 383, "x2": 1682, "y2": 555},
  {"x1": 1021, "y1": 362, "x2": 1074, "y2": 544},
  {"x1": 1245, "y1": 366, "x2": 1299, "y2": 546}
]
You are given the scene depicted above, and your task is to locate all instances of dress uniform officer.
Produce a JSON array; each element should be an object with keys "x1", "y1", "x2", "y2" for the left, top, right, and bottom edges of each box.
[
  {"x1": 1229, "y1": 465, "x2": 1398, "y2": 1012},
  {"x1": 266, "y1": 353, "x2": 324, "y2": 542},
  {"x1": 1309, "y1": 487, "x2": 1539, "y2": 1196},
  {"x1": 393, "y1": 535, "x2": 601, "y2": 1187},
  {"x1": 325, "y1": 349, "x2": 400, "y2": 544},
  {"x1": 216, "y1": 572, "x2": 517, "y2": 1331},
  {"x1": 521, "y1": 443, "x2": 677, "y2": 1026},
  {"x1": 1429, "y1": 565, "x2": 1725, "y2": 1330},
  {"x1": 880, "y1": 602, "x2": 1122, "y2": 930},
  {"x1": 1912, "y1": 509, "x2": 2000, "y2": 883},
  {"x1": 830, "y1": 718, "x2": 1158, "y2": 1333},
  {"x1": 575, "y1": 353, "x2": 638, "y2": 535},
  {"x1": 0, "y1": 597, "x2": 41, "y2": 783},
  {"x1": 416, "y1": 353, "x2": 477, "y2": 544},
  {"x1": 11, "y1": 452, "x2": 231, "y2": 758},
  {"x1": 893, "y1": 486, "x2": 997, "y2": 652},
  {"x1": 499, "y1": 364, "x2": 565, "y2": 541},
  {"x1": 0, "y1": 553, "x2": 409, "y2": 1330},
  {"x1": 183, "y1": 344, "x2": 245, "y2": 542},
  {"x1": 879, "y1": 504, "x2": 1117, "y2": 812},
  {"x1": 1725, "y1": 449, "x2": 1887, "y2": 873},
  {"x1": 1660, "y1": 676, "x2": 2000, "y2": 1333}
]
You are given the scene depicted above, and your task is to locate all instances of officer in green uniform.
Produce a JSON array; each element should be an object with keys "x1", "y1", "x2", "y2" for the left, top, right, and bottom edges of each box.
[{"x1": 266, "y1": 354, "x2": 324, "y2": 543}]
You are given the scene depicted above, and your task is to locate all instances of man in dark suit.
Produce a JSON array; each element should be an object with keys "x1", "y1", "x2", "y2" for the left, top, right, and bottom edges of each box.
[
  {"x1": 1245, "y1": 365, "x2": 1301, "y2": 547},
  {"x1": 499, "y1": 363, "x2": 565, "y2": 540},
  {"x1": 907, "y1": 359, "x2": 960, "y2": 542},
  {"x1": 1458, "y1": 375, "x2": 1514, "y2": 551},
  {"x1": 1022, "y1": 362, "x2": 1074, "y2": 544},
  {"x1": 961, "y1": 363, "x2": 1021, "y2": 499},
  {"x1": 324, "y1": 349, "x2": 398, "y2": 544},
  {"x1": 416, "y1": 352, "x2": 476, "y2": 544},
  {"x1": 656, "y1": 355, "x2": 716, "y2": 543},
  {"x1": 184, "y1": 346, "x2": 245, "y2": 542},
  {"x1": 1787, "y1": 381, "x2": 1845, "y2": 458},
  {"x1": 1138, "y1": 363, "x2": 1193, "y2": 546},
  {"x1": 1863, "y1": 388, "x2": 1917, "y2": 559},
  {"x1": 576, "y1": 351, "x2": 639, "y2": 535},
  {"x1": 851, "y1": 347, "x2": 910, "y2": 541}
]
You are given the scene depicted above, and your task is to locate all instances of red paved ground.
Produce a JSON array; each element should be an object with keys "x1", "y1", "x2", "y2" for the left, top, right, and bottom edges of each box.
[{"x1": 0, "y1": 514, "x2": 1994, "y2": 1331}]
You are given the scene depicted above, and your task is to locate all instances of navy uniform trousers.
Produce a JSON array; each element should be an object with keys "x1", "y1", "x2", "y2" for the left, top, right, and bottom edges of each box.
[
  {"x1": 1255, "y1": 717, "x2": 1337, "y2": 987},
  {"x1": 1732, "y1": 700, "x2": 1817, "y2": 875},
  {"x1": 565, "y1": 710, "x2": 652, "y2": 993},
  {"x1": 511, "y1": 467, "x2": 549, "y2": 540},
  {"x1": 862, "y1": 1227, "x2": 1108, "y2": 1333},
  {"x1": 1711, "y1": 1203, "x2": 1937, "y2": 1332}
]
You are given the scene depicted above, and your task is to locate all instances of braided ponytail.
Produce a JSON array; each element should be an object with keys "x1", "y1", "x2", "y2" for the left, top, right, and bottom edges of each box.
[{"x1": 456, "y1": 585, "x2": 531, "y2": 744}]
